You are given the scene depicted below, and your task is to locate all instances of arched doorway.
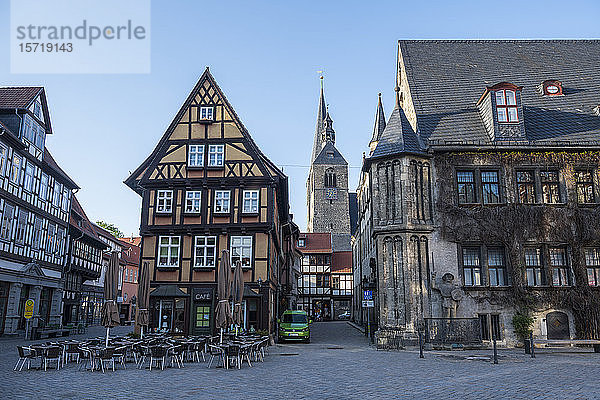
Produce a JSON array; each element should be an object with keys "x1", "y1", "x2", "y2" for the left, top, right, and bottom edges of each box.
[{"x1": 546, "y1": 311, "x2": 570, "y2": 339}]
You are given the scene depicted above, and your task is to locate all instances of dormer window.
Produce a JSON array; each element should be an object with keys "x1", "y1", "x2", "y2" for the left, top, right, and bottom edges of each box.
[
  {"x1": 495, "y1": 90, "x2": 519, "y2": 122},
  {"x1": 199, "y1": 106, "x2": 214, "y2": 121},
  {"x1": 542, "y1": 80, "x2": 563, "y2": 96}
]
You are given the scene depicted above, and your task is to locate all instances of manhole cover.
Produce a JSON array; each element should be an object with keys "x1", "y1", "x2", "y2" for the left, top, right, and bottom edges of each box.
[{"x1": 279, "y1": 353, "x2": 299, "y2": 356}]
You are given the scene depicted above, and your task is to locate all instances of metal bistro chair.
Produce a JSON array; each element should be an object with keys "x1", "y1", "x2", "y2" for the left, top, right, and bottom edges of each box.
[
  {"x1": 168, "y1": 345, "x2": 185, "y2": 369},
  {"x1": 207, "y1": 344, "x2": 225, "y2": 368},
  {"x1": 113, "y1": 346, "x2": 127, "y2": 369},
  {"x1": 224, "y1": 344, "x2": 241, "y2": 370},
  {"x1": 43, "y1": 346, "x2": 62, "y2": 371},
  {"x1": 149, "y1": 346, "x2": 167, "y2": 371},
  {"x1": 63, "y1": 343, "x2": 80, "y2": 366},
  {"x1": 99, "y1": 347, "x2": 116, "y2": 373},
  {"x1": 14, "y1": 346, "x2": 39, "y2": 371}
]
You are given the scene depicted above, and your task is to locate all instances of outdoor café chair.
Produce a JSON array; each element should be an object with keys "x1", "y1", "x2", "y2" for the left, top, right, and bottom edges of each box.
[
  {"x1": 113, "y1": 346, "x2": 127, "y2": 369},
  {"x1": 239, "y1": 344, "x2": 252, "y2": 368},
  {"x1": 14, "y1": 346, "x2": 38, "y2": 371},
  {"x1": 224, "y1": 344, "x2": 241, "y2": 370},
  {"x1": 99, "y1": 347, "x2": 116, "y2": 373},
  {"x1": 63, "y1": 343, "x2": 80, "y2": 365},
  {"x1": 149, "y1": 346, "x2": 167, "y2": 371},
  {"x1": 168, "y1": 345, "x2": 185, "y2": 368},
  {"x1": 207, "y1": 344, "x2": 225, "y2": 368},
  {"x1": 43, "y1": 346, "x2": 62, "y2": 371}
]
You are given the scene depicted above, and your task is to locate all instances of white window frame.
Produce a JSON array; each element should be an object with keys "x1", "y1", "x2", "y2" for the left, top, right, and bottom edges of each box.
[
  {"x1": 10, "y1": 153, "x2": 22, "y2": 184},
  {"x1": 199, "y1": 106, "x2": 214, "y2": 121},
  {"x1": 185, "y1": 191, "x2": 202, "y2": 213},
  {"x1": 53, "y1": 181, "x2": 61, "y2": 207},
  {"x1": 158, "y1": 236, "x2": 180, "y2": 268},
  {"x1": 156, "y1": 190, "x2": 173, "y2": 213},
  {"x1": 214, "y1": 190, "x2": 230, "y2": 213},
  {"x1": 193, "y1": 236, "x2": 217, "y2": 268},
  {"x1": 188, "y1": 145, "x2": 204, "y2": 167},
  {"x1": 231, "y1": 236, "x2": 252, "y2": 268},
  {"x1": 208, "y1": 145, "x2": 224, "y2": 167},
  {"x1": 495, "y1": 89, "x2": 519, "y2": 123},
  {"x1": 39, "y1": 173, "x2": 48, "y2": 201},
  {"x1": 62, "y1": 188, "x2": 70, "y2": 211},
  {"x1": 24, "y1": 161, "x2": 34, "y2": 192},
  {"x1": 0, "y1": 143, "x2": 7, "y2": 176},
  {"x1": 242, "y1": 190, "x2": 259, "y2": 213}
]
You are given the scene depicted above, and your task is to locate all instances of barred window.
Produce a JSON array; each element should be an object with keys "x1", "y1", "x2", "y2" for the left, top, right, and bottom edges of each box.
[
  {"x1": 540, "y1": 171, "x2": 560, "y2": 204},
  {"x1": 457, "y1": 171, "x2": 476, "y2": 204},
  {"x1": 156, "y1": 190, "x2": 173, "y2": 213},
  {"x1": 575, "y1": 170, "x2": 595, "y2": 204},
  {"x1": 525, "y1": 248, "x2": 543, "y2": 286},
  {"x1": 549, "y1": 248, "x2": 570, "y2": 286},
  {"x1": 585, "y1": 248, "x2": 600, "y2": 286},
  {"x1": 214, "y1": 190, "x2": 230, "y2": 213},
  {"x1": 185, "y1": 191, "x2": 202, "y2": 213},
  {"x1": 188, "y1": 145, "x2": 204, "y2": 167},
  {"x1": 487, "y1": 248, "x2": 506, "y2": 286},
  {"x1": 481, "y1": 171, "x2": 500, "y2": 204},
  {"x1": 462, "y1": 247, "x2": 481, "y2": 286},
  {"x1": 516, "y1": 171, "x2": 536, "y2": 204},
  {"x1": 194, "y1": 236, "x2": 216, "y2": 268}
]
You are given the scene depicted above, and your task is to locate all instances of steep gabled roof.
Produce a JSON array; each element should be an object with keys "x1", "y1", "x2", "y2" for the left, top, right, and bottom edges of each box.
[
  {"x1": 124, "y1": 67, "x2": 285, "y2": 192},
  {"x1": 398, "y1": 40, "x2": 600, "y2": 146},
  {"x1": 0, "y1": 86, "x2": 52, "y2": 134},
  {"x1": 298, "y1": 232, "x2": 332, "y2": 254},
  {"x1": 0, "y1": 87, "x2": 42, "y2": 109},
  {"x1": 313, "y1": 141, "x2": 347, "y2": 165}
]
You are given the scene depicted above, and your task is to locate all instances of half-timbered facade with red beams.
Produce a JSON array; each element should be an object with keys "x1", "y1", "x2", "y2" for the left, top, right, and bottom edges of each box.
[
  {"x1": 0, "y1": 87, "x2": 78, "y2": 336},
  {"x1": 125, "y1": 68, "x2": 293, "y2": 336}
]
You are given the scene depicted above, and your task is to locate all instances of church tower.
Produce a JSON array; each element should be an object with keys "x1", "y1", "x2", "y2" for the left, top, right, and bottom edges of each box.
[{"x1": 306, "y1": 78, "x2": 351, "y2": 251}]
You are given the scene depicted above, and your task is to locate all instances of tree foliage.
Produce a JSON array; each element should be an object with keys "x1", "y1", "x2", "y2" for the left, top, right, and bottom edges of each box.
[{"x1": 96, "y1": 220, "x2": 125, "y2": 238}]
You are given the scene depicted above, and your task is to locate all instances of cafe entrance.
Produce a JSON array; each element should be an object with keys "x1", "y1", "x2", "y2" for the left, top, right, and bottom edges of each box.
[{"x1": 190, "y1": 287, "x2": 214, "y2": 336}]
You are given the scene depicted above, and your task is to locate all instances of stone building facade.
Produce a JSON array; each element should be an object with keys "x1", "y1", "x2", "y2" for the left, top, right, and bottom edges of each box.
[{"x1": 353, "y1": 40, "x2": 600, "y2": 348}]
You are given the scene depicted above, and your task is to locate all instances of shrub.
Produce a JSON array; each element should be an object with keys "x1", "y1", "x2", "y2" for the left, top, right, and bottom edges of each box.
[{"x1": 512, "y1": 310, "x2": 534, "y2": 343}]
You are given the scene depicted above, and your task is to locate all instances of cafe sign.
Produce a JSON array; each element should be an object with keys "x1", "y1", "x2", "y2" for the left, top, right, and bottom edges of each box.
[
  {"x1": 192, "y1": 287, "x2": 213, "y2": 302},
  {"x1": 24, "y1": 299, "x2": 34, "y2": 319}
]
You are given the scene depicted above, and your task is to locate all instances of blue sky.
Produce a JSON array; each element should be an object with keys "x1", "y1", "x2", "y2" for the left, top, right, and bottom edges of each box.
[{"x1": 1, "y1": 0, "x2": 598, "y2": 235}]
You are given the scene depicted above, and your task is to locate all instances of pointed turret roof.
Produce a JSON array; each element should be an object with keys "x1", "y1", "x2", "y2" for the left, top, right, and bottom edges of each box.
[
  {"x1": 369, "y1": 93, "x2": 386, "y2": 146},
  {"x1": 311, "y1": 78, "x2": 327, "y2": 163},
  {"x1": 323, "y1": 110, "x2": 335, "y2": 144},
  {"x1": 369, "y1": 100, "x2": 425, "y2": 162}
]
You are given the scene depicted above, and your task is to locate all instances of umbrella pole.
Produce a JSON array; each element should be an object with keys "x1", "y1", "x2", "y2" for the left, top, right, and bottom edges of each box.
[
  {"x1": 220, "y1": 328, "x2": 223, "y2": 344},
  {"x1": 140, "y1": 325, "x2": 144, "y2": 340},
  {"x1": 105, "y1": 327, "x2": 110, "y2": 347}
]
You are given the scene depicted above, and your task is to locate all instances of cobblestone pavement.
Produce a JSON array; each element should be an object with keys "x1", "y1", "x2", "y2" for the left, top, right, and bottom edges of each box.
[{"x1": 1, "y1": 322, "x2": 599, "y2": 399}]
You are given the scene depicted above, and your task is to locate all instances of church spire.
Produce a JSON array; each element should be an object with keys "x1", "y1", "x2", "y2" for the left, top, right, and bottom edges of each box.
[
  {"x1": 323, "y1": 110, "x2": 335, "y2": 144},
  {"x1": 369, "y1": 93, "x2": 386, "y2": 152},
  {"x1": 311, "y1": 75, "x2": 327, "y2": 163}
]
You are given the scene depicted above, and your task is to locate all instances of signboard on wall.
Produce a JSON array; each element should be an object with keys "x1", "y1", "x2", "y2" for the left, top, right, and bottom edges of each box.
[
  {"x1": 192, "y1": 287, "x2": 213, "y2": 302},
  {"x1": 24, "y1": 299, "x2": 34, "y2": 319}
]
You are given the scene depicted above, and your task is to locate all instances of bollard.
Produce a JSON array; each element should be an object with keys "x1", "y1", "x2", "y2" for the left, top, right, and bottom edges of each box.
[
  {"x1": 530, "y1": 331, "x2": 535, "y2": 358},
  {"x1": 419, "y1": 331, "x2": 424, "y2": 359},
  {"x1": 493, "y1": 338, "x2": 498, "y2": 364}
]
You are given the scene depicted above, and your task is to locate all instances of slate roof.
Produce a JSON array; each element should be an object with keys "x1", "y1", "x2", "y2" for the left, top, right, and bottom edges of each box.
[
  {"x1": 398, "y1": 40, "x2": 600, "y2": 147},
  {"x1": 370, "y1": 103, "x2": 425, "y2": 160},
  {"x1": 370, "y1": 93, "x2": 386, "y2": 145},
  {"x1": 0, "y1": 87, "x2": 42, "y2": 109},
  {"x1": 313, "y1": 141, "x2": 348, "y2": 165},
  {"x1": 311, "y1": 85, "x2": 327, "y2": 163},
  {"x1": 43, "y1": 149, "x2": 79, "y2": 189},
  {"x1": 69, "y1": 195, "x2": 106, "y2": 249}
]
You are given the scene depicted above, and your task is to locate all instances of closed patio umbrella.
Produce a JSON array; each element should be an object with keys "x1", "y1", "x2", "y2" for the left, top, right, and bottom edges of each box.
[
  {"x1": 215, "y1": 250, "x2": 232, "y2": 342},
  {"x1": 101, "y1": 251, "x2": 120, "y2": 346},
  {"x1": 232, "y1": 260, "x2": 244, "y2": 330},
  {"x1": 136, "y1": 261, "x2": 150, "y2": 338}
]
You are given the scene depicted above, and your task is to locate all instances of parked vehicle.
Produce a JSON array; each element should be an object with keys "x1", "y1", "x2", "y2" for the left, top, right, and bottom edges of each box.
[{"x1": 278, "y1": 310, "x2": 311, "y2": 343}]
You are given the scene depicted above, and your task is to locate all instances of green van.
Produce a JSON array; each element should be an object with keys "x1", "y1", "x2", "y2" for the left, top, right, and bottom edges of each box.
[{"x1": 278, "y1": 310, "x2": 311, "y2": 343}]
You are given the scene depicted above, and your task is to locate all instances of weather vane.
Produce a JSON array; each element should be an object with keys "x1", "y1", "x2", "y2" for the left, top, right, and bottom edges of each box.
[{"x1": 317, "y1": 70, "x2": 324, "y2": 88}]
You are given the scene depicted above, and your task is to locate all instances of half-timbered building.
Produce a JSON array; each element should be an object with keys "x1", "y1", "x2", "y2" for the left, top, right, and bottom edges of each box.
[
  {"x1": 0, "y1": 87, "x2": 77, "y2": 335},
  {"x1": 63, "y1": 195, "x2": 107, "y2": 326},
  {"x1": 125, "y1": 68, "x2": 293, "y2": 335}
]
